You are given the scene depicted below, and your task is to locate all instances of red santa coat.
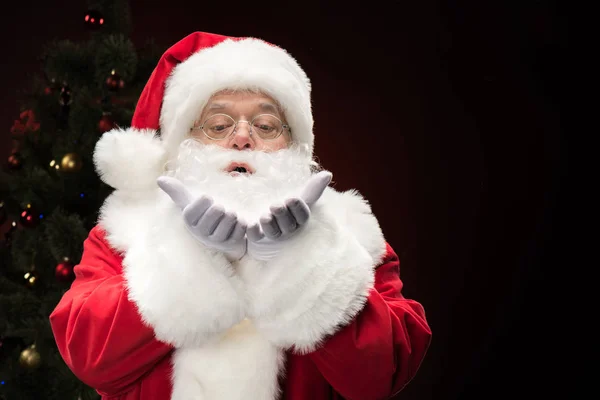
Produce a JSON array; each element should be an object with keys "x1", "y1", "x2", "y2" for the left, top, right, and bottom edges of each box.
[
  {"x1": 50, "y1": 226, "x2": 430, "y2": 400},
  {"x1": 49, "y1": 129, "x2": 431, "y2": 400}
]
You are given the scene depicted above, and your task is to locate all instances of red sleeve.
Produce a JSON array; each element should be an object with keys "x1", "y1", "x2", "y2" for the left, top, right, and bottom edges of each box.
[
  {"x1": 49, "y1": 225, "x2": 173, "y2": 396},
  {"x1": 309, "y1": 243, "x2": 431, "y2": 400}
]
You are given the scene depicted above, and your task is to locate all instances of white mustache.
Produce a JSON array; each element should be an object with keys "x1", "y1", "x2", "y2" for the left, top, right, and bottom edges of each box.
[{"x1": 161, "y1": 139, "x2": 318, "y2": 222}]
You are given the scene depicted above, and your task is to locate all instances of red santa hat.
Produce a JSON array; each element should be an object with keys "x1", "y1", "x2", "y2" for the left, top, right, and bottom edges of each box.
[{"x1": 132, "y1": 31, "x2": 314, "y2": 157}]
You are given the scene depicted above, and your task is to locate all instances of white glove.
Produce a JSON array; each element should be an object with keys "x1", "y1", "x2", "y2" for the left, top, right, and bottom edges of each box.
[
  {"x1": 247, "y1": 171, "x2": 332, "y2": 261},
  {"x1": 157, "y1": 176, "x2": 248, "y2": 262}
]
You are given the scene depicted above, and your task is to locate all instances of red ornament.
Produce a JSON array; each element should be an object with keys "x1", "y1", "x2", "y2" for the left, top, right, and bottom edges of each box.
[
  {"x1": 98, "y1": 112, "x2": 116, "y2": 133},
  {"x1": 7, "y1": 152, "x2": 23, "y2": 170},
  {"x1": 106, "y1": 70, "x2": 125, "y2": 92},
  {"x1": 55, "y1": 258, "x2": 75, "y2": 283},
  {"x1": 84, "y1": 10, "x2": 105, "y2": 30},
  {"x1": 44, "y1": 78, "x2": 59, "y2": 95},
  {"x1": 19, "y1": 205, "x2": 42, "y2": 228},
  {"x1": 10, "y1": 110, "x2": 40, "y2": 137}
]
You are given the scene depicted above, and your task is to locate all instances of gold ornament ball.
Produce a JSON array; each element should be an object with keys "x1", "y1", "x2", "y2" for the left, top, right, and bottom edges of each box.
[
  {"x1": 60, "y1": 152, "x2": 83, "y2": 172},
  {"x1": 19, "y1": 344, "x2": 41, "y2": 369}
]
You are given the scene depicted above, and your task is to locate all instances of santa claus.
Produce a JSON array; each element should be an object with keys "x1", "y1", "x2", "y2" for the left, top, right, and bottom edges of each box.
[{"x1": 50, "y1": 31, "x2": 432, "y2": 400}]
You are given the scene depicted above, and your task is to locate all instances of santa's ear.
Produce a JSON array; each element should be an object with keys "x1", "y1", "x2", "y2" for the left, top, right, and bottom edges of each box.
[{"x1": 93, "y1": 128, "x2": 166, "y2": 191}]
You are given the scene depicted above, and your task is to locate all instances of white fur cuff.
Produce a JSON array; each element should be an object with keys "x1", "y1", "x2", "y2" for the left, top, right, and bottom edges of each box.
[
  {"x1": 110, "y1": 198, "x2": 247, "y2": 349},
  {"x1": 238, "y1": 189, "x2": 386, "y2": 353}
]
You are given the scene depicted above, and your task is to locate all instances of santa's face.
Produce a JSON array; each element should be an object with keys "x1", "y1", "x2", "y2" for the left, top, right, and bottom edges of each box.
[
  {"x1": 163, "y1": 91, "x2": 316, "y2": 223},
  {"x1": 190, "y1": 91, "x2": 292, "y2": 152}
]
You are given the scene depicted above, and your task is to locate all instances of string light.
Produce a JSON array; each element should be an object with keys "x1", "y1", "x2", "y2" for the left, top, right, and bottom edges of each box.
[{"x1": 24, "y1": 272, "x2": 37, "y2": 285}]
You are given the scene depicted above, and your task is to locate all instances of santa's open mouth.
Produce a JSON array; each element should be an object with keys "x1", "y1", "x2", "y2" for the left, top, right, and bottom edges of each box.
[{"x1": 225, "y1": 162, "x2": 254, "y2": 175}]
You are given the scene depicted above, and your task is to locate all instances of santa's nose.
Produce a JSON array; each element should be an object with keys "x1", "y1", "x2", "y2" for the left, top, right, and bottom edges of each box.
[{"x1": 230, "y1": 121, "x2": 253, "y2": 150}]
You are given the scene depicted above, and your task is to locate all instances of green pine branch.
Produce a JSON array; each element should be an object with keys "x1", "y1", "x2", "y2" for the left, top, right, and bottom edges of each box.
[
  {"x1": 93, "y1": 34, "x2": 138, "y2": 87},
  {"x1": 42, "y1": 208, "x2": 88, "y2": 264}
]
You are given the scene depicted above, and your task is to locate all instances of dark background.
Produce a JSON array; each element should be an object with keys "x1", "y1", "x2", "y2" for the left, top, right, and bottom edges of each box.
[{"x1": 0, "y1": 1, "x2": 572, "y2": 399}]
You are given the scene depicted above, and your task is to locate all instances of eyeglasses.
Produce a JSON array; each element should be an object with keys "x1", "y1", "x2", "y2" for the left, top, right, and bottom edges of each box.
[{"x1": 190, "y1": 113, "x2": 291, "y2": 141}]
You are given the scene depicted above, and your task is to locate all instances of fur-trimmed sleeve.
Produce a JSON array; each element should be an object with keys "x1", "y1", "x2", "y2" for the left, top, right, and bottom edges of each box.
[{"x1": 238, "y1": 187, "x2": 387, "y2": 352}]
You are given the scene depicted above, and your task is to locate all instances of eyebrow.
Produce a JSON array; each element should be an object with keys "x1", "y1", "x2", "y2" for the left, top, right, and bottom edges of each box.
[
  {"x1": 207, "y1": 102, "x2": 227, "y2": 110},
  {"x1": 206, "y1": 102, "x2": 281, "y2": 114},
  {"x1": 258, "y1": 102, "x2": 280, "y2": 114}
]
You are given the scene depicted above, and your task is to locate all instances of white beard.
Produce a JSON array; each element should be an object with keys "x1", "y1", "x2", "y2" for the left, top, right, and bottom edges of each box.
[{"x1": 162, "y1": 139, "x2": 318, "y2": 223}]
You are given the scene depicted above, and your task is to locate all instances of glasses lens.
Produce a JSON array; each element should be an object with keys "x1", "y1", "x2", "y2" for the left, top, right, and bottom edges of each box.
[
  {"x1": 202, "y1": 114, "x2": 235, "y2": 139},
  {"x1": 252, "y1": 115, "x2": 283, "y2": 140}
]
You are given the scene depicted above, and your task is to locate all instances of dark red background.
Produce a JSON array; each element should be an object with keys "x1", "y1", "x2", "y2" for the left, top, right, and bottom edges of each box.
[{"x1": 0, "y1": 1, "x2": 572, "y2": 399}]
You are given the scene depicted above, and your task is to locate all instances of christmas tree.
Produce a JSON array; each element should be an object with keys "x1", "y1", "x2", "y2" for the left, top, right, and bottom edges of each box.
[{"x1": 0, "y1": 1, "x2": 163, "y2": 398}]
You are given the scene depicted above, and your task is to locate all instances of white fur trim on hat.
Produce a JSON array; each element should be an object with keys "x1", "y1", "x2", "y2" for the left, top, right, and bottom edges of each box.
[{"x1": 160, "y1": 38, "x2": 314, "y2": 158}]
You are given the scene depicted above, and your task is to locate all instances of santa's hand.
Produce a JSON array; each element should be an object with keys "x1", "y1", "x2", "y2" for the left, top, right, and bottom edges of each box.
[
  {"x1": 247, "y1": 171, "x2": 332, "y2": 261},
  {"x1": 157, "y1": 176, "x2": 248, "y2": 262}
]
